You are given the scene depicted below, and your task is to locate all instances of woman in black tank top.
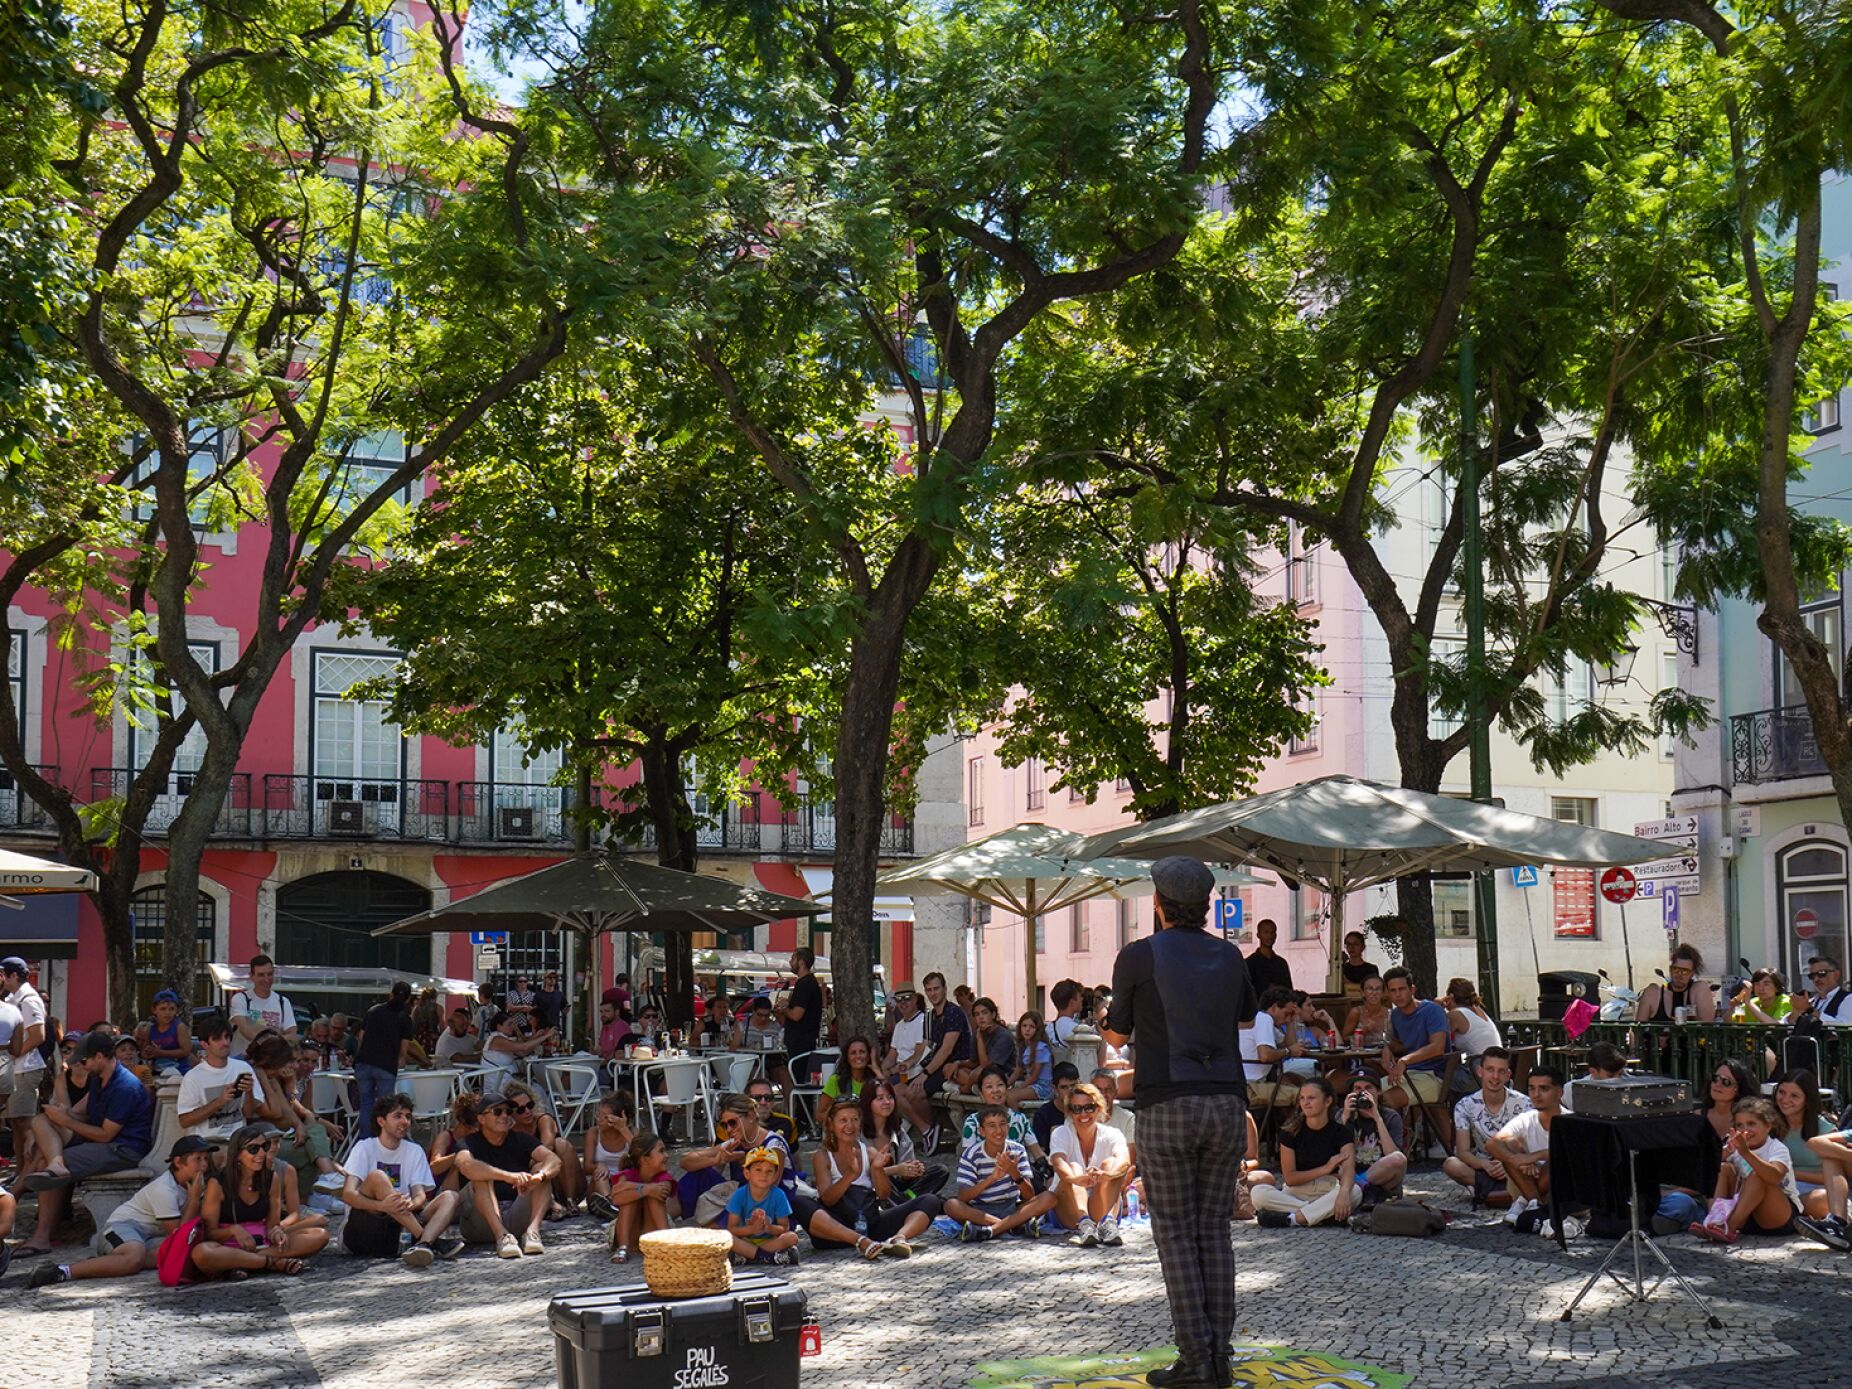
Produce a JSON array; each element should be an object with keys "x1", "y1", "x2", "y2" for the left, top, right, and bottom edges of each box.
[
  {"x1": 1635, "y1": 945, "x2": 1718, "y2": 1023},
  {"x1": 193, "y1": 1123, "x2": 331, "y2": 1278}
]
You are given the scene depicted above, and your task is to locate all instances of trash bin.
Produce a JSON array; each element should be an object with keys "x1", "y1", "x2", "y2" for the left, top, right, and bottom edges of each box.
[
  {"x1": 1536, "y1": 970, "x2": 1601, "y2": 1022},
  {"x1": 550, "y1": 1270, "x2": 808, "y2": 1389}
]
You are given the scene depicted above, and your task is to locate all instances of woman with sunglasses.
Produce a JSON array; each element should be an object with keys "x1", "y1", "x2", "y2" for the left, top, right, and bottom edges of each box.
[
  {"x1": 1650, "y1": 1058, "x2": 1751, "y2": 1232},
  {"x1": 193, "y1": 1123, "x2": 329, "y2": 1278},
  {"x1": 502, "y1": 1079, "x2": 583, "y2": 1216},
  {"x1": 1634, "y1": 944, "x2": 1717, "y2": 1022},
  {"x1": 1048, "y1": 1082, "x2": 1133, "y2": 1246}
]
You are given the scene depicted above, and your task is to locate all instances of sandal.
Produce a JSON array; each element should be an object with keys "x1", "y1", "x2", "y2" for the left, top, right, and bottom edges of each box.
[
  {"x1": 880, "y1": 1237, "x2": 912, "y2": 1259},
  {"x1": 610, "y1": 1246, "x2": 630, "y2": 1264},
  {"x1": 856, "y1": 1236, "x2": 882, "y2": 1260},
  {"x1": 266, "y1": 1255, "x2": 308, "y2": 1275},
  {"x1": 224, "y1": 1269, "x2": 250, "y2": 1283},
  {"x1": 1688, "y1": 1221, "x2": 1738, "y2": 1245}
]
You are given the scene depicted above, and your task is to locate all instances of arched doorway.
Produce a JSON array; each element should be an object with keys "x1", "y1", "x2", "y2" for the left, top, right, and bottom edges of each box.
[{"x1": 275, "y1": 871, "x2": 431, "y2": 1018}]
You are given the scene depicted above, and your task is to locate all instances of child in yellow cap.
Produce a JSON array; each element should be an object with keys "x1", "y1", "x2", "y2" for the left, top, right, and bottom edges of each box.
[{"x1": 724, "y1": 1146, "x2": 800, "y2": 1266}]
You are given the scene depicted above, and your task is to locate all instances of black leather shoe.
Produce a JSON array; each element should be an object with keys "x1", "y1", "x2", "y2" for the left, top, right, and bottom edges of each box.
[
  {"x1": 1212, "y1": 1352, "x2": 1233, "y2": 1387},
  {"x1": 1146, "y1": 1361, "x2": 1218, "y2": 1388}
]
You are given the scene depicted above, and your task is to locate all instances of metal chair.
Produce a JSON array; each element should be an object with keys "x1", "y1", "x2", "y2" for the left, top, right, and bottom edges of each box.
[
  {"x1": 643, "y1": 1058, "x2": 714, "y2": 1142},
  {"x1": 787, "y1": 1048, "x2": 839, "y2": 1135},
  {"x1": 541, "y1": 1060, "x2": 604, "y2": 1137},
  {"x1": 452, "y1": 1064, "x2": 500, "y2": 1095},
  {"x1": 711, "y1": 1052, "x2": 762, "y2": 1095},
  {"x1": 403, "y1": 1069, "x2": 460, "y2": 1144}
]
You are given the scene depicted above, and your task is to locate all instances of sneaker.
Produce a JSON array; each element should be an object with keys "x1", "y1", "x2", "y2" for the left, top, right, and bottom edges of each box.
[
  {"x1": 1798, "y1": 1214, "x2": 1852, "y2": 1252},
  {"x1": 1255, "y1": 1210, "x2": 1292, "y2": 1229},
  {"x1": 585, "y1": 1193, "x2": 620, "y2": 1223},
  {"x1": 313, "y1": 1171, "x2": 346, "y2": 1193},
  {"x1": 1070, "y1": 1217, "x2": 1099, "y2": 1248},
  {"x1": 771, "y1": 1247, "x2": 799, "y2": 1266},
  {"x1": 401, "y1": 1242, "x2": 435, "y2": 1269},
  {"x1": 496, "y1": 1232, "x2": 522, "y2": 1260},
  {"x1": 522, "y1": 1231, "x2": 545, "y2": 1256},
  {"x1": 1504, "y1": 1196, "x2": 1533, "y2": 1227},
  {"x1": 1018, "y1": 1218, "x2": 1044, "y2": 1239},
  {"x1": 1514, "y1": 1207, "x2": 1542, "y2": 1236},
  {"x1": 28, "y1": 1263, "x2": 70, "y2": 1290},
  {"x1": 921, "y1": 1125, "x2": 941, "y2": 1155},
  {"x1": 970, "y1": 1222, "x2": 995, "y2": 1242},
  {"x1": 432, "y1": 1235, "x2": 466, "y2": 1261},
  {"x1": 1098, "y1": 1217, "x2": 1123, "y2": 1247},
  {"x1": 1358, "y1": 1182, "x2": 1388, "y2": 1210}
]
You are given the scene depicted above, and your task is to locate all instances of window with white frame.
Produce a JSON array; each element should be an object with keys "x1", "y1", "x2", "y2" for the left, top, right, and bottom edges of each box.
[
  {"x1": 1776, "y1": 595, "x2": 1842, "y2": 709},
  {"x1": 311, "y1": 650, "x2": 403, "y2": 785},
  {"x1": 323, "y1": 430, "x2": 413, "y2": 516},
  {"x1": 1069, "y1": 903, "x2": 1088, "y2": 954},
  {"x1": 493, "y1": 732, "x2": 564, "y2": 788},
  {"x1": 1806, "y1": 283, "x2": 1842, "y2": 434},
  {"x1": 1291, "y1": 888, "x2": 1320, "y2": 941},
  {"x1": 127, "y1": 639, "x2": 220, "y2": 774},
  {"x1": 130, "y1": 423, "x2": 227, "y2": 526},
  {"x1": 967, "y1": 756, "x2": 985, "y2": 825},
  {"x1": 1289, "y1": 693, "x2": 1320, "y2": 754},
  {"x1": 1433, "y1": 876, "x2": 1475, "y2": 938},
  {"x1": 1659, "y1": 535, "x2": 1679, "y2": 603},
  {"x1": 5, "y1": 628, "x2": 22, "y2": 736},
  {"x1": 1659, "y1": 651, "x2": 1680, "y2": 759},
  {"x1": 1116, "y1": 897, "x2": 1134, "y2": 949},
  {"x1": 1284, "y1": 521, "x2": 1319, "y2": 605},
  {"x1": 1025, "y1": 758, "x2": 1044, "y2": 811},
  {"x1": 1033, "y1": 913, "x2": 1045, "y2": 954},
  {"x1": 1542, "y1": 659, "x2": 1595, "y2": 723},
  {"x1": 1551, "y1": 795, "x2": 1597, "y2": 827},
  {"x1": 1428, "y1": 633, "x2": 1466, "y2": 739}
]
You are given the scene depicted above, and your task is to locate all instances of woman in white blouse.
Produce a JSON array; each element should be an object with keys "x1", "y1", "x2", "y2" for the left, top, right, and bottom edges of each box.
[{"x1": 1049, "y1": 1082, "x2": 1133, "y2": 1249}]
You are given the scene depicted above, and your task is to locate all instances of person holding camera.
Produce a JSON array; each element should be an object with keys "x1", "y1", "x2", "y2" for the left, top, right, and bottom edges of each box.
[
  {"x1": 1340, "y1": 1078, "x2": 1406, "y2": 1204},
  {"x1": 178, "y1": 1017, "x2": 265, "y2": 1142}
]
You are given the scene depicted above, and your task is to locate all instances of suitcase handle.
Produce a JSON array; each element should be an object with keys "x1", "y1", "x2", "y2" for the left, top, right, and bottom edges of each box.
[
  {"x1": 739, "y1": 1295, "x2": 775, "y2": 1345},
  {"x1": 632, "y1": 1308, "x2": 666, "y2": 1358}
]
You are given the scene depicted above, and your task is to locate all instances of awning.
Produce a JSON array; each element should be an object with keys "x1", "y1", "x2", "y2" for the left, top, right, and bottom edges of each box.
[
  {"x1": 0, "y1": 892, "x2": 80, "y2": 961},
  {"x1": 798, "y1": 867, "x2": 915, "y2": 922}
]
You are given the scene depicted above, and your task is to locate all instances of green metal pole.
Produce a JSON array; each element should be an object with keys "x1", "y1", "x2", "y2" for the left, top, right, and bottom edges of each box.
[{"x1": 1461, "y1": 330, "x2": 1501, "y2": 1017}]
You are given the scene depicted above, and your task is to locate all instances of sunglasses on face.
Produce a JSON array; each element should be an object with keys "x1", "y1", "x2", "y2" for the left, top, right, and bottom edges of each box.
[
  {"x1": 246, "y1": 1139, "x2": 279, "y2": 1154},
  {"x1": 1069, "y1": 1103, "x2": 1099, "y2": 1114},
  {"x1": 511, "y1": 1101, "x2": 534, "y2": 1114},
  {"x1": 750, "y1": 1094, "x2": 773, "y2": 1104},
  {"x1": 1712, "y1": 1075, "x2": 1738, "y2": 1086},
  {"x1": 482, "y1": 1105, "x2": 511, "y2": 1117},
  {"x1": 1810, "y1": 970, "x2": 1837, "y2": 981}
]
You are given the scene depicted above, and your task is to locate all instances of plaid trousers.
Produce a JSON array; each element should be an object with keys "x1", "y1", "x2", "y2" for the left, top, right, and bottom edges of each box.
[{"x1": 1137, "y1": 1092, "x2": 1247, "y2": 1367}]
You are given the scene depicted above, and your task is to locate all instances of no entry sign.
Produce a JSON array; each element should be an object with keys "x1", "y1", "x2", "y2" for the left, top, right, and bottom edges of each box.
[
  {"x1": 1599, "y1": 867, "x2": 1639, "y2": 904},
  {"x1": 1795, "y1": 908, "x2": 1821, "y2": 940}
]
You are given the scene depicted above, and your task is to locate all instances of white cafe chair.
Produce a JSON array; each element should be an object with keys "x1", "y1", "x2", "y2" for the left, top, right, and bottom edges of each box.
[
  {"x1": 643, "y1": 1058, "x2": 714, "y2": 1142},
  {"x1": 542, "y1": 1060, "x2": 604, "y2": 1137}
]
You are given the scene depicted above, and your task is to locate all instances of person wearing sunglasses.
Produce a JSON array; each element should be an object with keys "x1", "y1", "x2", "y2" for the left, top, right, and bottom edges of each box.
[
  {"x1": 1650, "y1": 1058, "x2": 1751, "y2": 1233},
  {"x1": 1049, "y1": 1082, "x2": 1133, "y2": 1247},
  {"x1": 1791, "y1": 955, "x2": 1852, "y2": 1026},
  {"x1": 502, "y1": 1079, "x2": 583, "y2": 1216},
  {"x1": 456, "y1": 1090, "x2": 560, "y2": 1258},
  {"x1": 1633, "y1": 944, "x2": 1717, "y2": 1023},
  {"x1": 195, "y1": 1122, "x2": 329, "y2": 1278}
]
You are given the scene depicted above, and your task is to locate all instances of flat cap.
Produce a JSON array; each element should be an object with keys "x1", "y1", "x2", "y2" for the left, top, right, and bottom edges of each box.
[{"x1": 1149, "y1": 855, "x2": 1216, "y2": 905}]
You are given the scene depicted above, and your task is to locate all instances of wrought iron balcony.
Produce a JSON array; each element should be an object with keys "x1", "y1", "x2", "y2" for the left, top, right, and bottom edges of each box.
[
  {"x1": 87, "y1": 767, "x2": 254, "y2": 837},
  {"x1": 456, "y1": 781, "x2": 584, "y2": 846},
  {"x1": 628, "y1": 808, "x2": 765, "y2": 854},
  {"x1": 0, "y1": 763, "x2": 57, "y2": 831},
  {"x1": 1730, "y1": 705, "x2": 1832, "y2": 784},
  {"x1": 263, "y1": 774, "x2": 450, "y2": 842},
  {"x1": 780, "y1": 807, "x2": 914, "y2": 857}
]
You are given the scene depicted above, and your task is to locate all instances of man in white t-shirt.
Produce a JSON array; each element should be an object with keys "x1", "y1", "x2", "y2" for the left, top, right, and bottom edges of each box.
[
  {"x1": 882, "y1": 985, "x2": 928, "y2": 1080},
  {"x1": 177, "y1": 1018, "x2": 264, "y2": 1139},
  {"x1": 1487, "y1": 1064, "x2": 1567, "y2": 1232},
  {"x1": 433, "y1": 1008, "x2": 480, "y2": 1065},
  {"x1": 4, "y1": 957, "x2": 49, "y2": 1154},
  {"x1": 25, "y1": 1135, "x2": 214, "y2": 1290},
  {"x1": 1442, "y1": 1047, "x2": 1532, "y2": 1207},
  {"x1": 340, "y1": 1093, "x2": 464, "y2": 1266},
  {"x1": 227, "y1": 954, "x2": 297, "y2": 1058},
  {"x1": 1239, "y1": 986, "x2": 1303, "y2": 1108}
]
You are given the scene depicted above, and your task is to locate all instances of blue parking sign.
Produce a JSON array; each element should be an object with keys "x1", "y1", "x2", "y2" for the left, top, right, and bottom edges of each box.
[{"x1": 1215, "y1": 898, "x2": 1243, "y2": 938}]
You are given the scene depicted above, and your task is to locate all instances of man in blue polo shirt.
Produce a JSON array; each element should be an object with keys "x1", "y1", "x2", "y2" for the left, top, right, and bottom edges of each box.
[
  {"x1": 1381, "y1": 966, "x2": 1455, "y2": 1154},
  {"x1": 15, "y1": 1030, "x2": 155, "y2": 1256}
]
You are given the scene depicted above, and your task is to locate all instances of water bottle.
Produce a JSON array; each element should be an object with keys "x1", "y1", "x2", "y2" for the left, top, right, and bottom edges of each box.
[{"x1": 1125, "y1": 1187, "x2": 1141, "y2": 1221}]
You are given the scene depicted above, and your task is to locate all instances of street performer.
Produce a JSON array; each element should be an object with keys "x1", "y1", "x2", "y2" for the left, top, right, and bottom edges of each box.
[{"x1": 1103, "y1": 857, "x2": 1257, "y2": 1388}]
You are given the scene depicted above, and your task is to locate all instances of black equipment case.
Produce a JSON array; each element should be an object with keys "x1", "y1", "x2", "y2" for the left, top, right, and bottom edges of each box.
[
  {"x1": 550, "y1": 1270, "x2": 808, "y2": 1389},
  {"x1": 1572, "y1": 1074, "x2": 1691, "y2": 1119}
]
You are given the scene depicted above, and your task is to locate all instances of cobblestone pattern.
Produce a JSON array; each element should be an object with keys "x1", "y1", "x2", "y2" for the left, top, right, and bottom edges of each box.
[{"x1": 5, "y1": 1170, "x2": 1844, "y2": 1389}]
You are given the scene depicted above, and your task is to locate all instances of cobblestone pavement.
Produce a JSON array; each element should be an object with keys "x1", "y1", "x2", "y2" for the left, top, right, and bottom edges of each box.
[{"x1": 6, "y1": 1168, "x2": 1848, "y2": 1389}]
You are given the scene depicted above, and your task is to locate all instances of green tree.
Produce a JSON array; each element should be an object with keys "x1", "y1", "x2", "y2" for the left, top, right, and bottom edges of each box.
[
  {"x1": 489, "y1": 0, "x2": 1243, "y2": 1039},
  {"x1": 337, "y1": 348, "x2": 842, "y2": 1031},
  {"x1": 1003, "y1": 6, "x2": 1724, "y2": 992},
  {"x1": 0, "y1": 0, "x2": 596, "y2": 1019},
  {"x1": 1594, "y1": 0, "x2": 1852, "y2": 839}
]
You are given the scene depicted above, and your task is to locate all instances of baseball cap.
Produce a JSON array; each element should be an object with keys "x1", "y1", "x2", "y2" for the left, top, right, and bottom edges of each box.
[
  {"x1": 169, "y1": 1135, "x2": 215, "y2": 1160},
  {"x1": 76, "y1": 1031, "x2": 119, "y2": 1061},
  {"x1": 477, "y1": 1089, "x2": 510, "y2": 1111},
  {"x1": 1150, "y1": 855, "x2": 1215, "y2": 905},
  {"x1": 153, "y1": 988, "x2": 181, "y2": 1005},
  {"x1": 0, "y1": 955, "x2": 28, "y2": 976},
  {"x1": 742, "y1": 1145, "x2": 783, "y2": 1172}
]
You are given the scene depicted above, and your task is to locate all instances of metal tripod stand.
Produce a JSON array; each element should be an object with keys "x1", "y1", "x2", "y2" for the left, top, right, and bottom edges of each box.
[{"x1": 1559, "y1": 1146, "x2": 1722, "y2": 1328}]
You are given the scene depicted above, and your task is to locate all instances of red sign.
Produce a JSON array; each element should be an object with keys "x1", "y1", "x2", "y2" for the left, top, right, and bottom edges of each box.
[
  {"x1": 1554, "y1": 867, "x2": 1596, "y2": 938},
  {"x1": 1598, "y1": 867, "x2": 1638, "y2": 904},
  {"x1": 1795, "y1": 908, "x2": 1821, "y2": 940}
]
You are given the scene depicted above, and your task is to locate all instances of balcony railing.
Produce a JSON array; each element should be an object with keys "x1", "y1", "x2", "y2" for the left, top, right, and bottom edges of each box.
[
  {"x1": 1730, "y1": 705, "x2": 1832, "y2": 784},
  {"x1": 263, "y1": 774, "x2": 450, "y2": 842},
  {"x1": 455, "y1": 781, "x2": 587, "y2": 847},
  {"x1": 781, "y1": 808, "x2": 914, "y2": 857},
  {"x1": 0, "y1": 763, "x2": 57, "y2": 831},
  {"x1": 88, "y1": 767, "x2": 254, "y2": 838},
  {"x1": 630, "y1": 809, "x2": 766, "y2": 855}
]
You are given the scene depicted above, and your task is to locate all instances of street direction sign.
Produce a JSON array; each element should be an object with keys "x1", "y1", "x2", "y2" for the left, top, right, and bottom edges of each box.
[
  {"x1": 1636, "y1": 877, "x2": 1700, "y2": 899},
  {"x1": 1510, "y1": 865, "x2": 1540, "y2": 888},
  {"x1": 1637, "y1": 855, "x2": 1699, "y2": 881},
  {"x1": 1599, "y1": 867, "x2": 1639, "y2": 904},
  {"x1": 1633, "y1": 816, "x2": 1698, "y2": 841},
  {"x1": 1632, "y1": 816, "x2": 1702, "y2": 897}
]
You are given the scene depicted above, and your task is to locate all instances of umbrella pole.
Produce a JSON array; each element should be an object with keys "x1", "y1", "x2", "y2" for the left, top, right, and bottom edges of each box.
[
  {"x1": 1327, "y1": 878, "x2": 1345, "y2": 995},
  {"x1": 1023, "y1": 883, "x2": 1043, "y2": 1017}
]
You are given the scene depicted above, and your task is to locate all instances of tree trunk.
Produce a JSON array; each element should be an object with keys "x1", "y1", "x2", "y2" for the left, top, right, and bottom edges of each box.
[
  {"x1": 826, "y1": 589, "x2": 922, "y2": 1044},
  {"x1": 640, "y1": 740, "x2": 698, "y2": 1033},
  {"x1": 1391, "y1": 680, "x2": 1445, "y2": 997},
  {"x1": 159, "y1": 739, "x2": 242, "y2": 1011}
]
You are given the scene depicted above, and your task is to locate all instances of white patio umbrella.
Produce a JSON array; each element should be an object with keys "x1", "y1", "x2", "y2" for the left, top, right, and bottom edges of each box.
[
  {"x1": 0, "y1": 848, "x2": 98, "y2": 910},
  {"x1": 1101, "y1": 775, "x2": 1679, "y2": 991},
  {"x1": 877, "y1": 823, "x2": 1262, "y2": 1010}
]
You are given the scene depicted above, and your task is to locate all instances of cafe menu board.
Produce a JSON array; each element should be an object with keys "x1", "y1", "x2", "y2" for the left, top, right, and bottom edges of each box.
[{"x1": 1553, "y1": 866, "x2": 1597, "y2": 938}]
